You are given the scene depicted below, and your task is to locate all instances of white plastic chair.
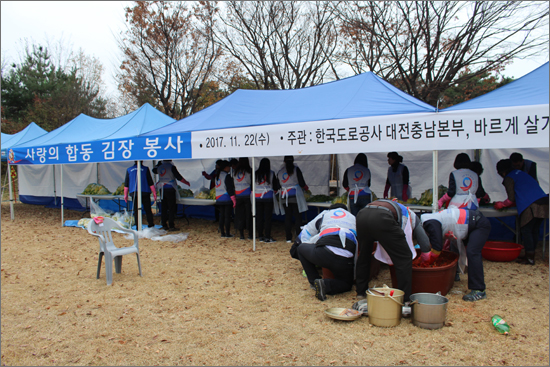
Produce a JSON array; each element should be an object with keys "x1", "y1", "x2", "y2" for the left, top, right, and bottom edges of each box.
[{"x1": 87, "y1": 217, "x2": 142, "y2": 285}]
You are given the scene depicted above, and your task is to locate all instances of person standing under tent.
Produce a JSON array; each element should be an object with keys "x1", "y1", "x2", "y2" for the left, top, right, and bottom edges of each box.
[
  {"x1": 255, "y1": 158, "x2": 281, "y2": 243},
  {"x1": 277, "y1": 155, "x2": 309, "y2": 243},
  {"x1": 124, "y1": 161, "x2": 157, "y2": 229},
  {"x1": 355, "y1": 198, "x2": 432, "y2": 303},
  {"x1": 233, "y1": 157, "x2": 253, "y2": 240},
  {"x1": 202, "y1": 159, "x2": 224, "y2": 223},
  {"x1": 495, "y1": 159, "x2": 549, "y2": 265},
  {"x1": 438, "y1": 153, "x2": 485, "y2": 210},
  {"x1": 384, "y1": 152, "x2": 411, "y2": 202},
  {"x1": 153, "y1": 160, "x2": 190, "y2": 231},
  {"x1": 510, "y1": 152, "x2": 538, "y2": 182},
  {"x1": 422, "y1": 207, "x2": 492, "y2": 302},
  {"x1": 470, "y1": 161, "x2": 491, "y2": 205},
  {"x1": 292, "y1": 204, "x2": 357, "y2": 301},
  {"x1": 215, "y1": 160, "x2": 236, "y2": 238},
  {"x1": 342, "y1": 153, "x2": 372, "y2": 216}
]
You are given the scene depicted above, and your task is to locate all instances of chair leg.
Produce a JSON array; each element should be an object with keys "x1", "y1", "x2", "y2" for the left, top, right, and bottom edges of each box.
[
  {"x1": 105, "y1": 253, "x2": 114, "y2": 286},
  {"x1": 97, "y1": 252, "x2": 104, "y2": 279},
  {"x1": 114, "y1": 256, "x2": 122, "y2": 274},
  {"x1": 136, "y1": 253, "x2": 142, "y2": 276}
]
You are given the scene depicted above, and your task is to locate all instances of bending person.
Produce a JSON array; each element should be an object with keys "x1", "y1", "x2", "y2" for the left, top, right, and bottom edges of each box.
[
  {"x1": 355, "y1": 199, "x2": 431, "y2": 302},
  {"x1": 495, "y1": 159, "x2": 548, "y2": 265},
  {"x1": 422, "y1": 207, "x2": 492, "y2": 301},
  {"x1": 293, "y1": 203, "x2": 357, "y2": 301}
]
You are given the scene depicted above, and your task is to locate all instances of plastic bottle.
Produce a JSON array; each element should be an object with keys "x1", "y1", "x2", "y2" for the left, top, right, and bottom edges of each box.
[{"x1": 491, "y1": 315, "x2": 510, "y2": 335}]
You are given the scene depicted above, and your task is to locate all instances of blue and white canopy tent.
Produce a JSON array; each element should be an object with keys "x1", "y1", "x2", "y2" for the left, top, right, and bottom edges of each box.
[
  {"x1": 1, "y1": 122, "x2": 48, "y2": 219},
  {"x1": 8, "y1": 104, "x2": 176, "y2": 224},
  {"x1": 1, "y1": 122, "x2": 47, "y2": 161}
]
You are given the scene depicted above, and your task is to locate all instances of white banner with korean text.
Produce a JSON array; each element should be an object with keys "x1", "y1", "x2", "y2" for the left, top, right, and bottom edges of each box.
[{"x1": 191, "y1": 104, "x2": 549, "y2": 159}]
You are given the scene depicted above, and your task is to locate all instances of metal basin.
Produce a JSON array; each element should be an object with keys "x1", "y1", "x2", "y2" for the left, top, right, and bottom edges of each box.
[{"x1": 409, "y1": 293, "x2": 448, "y2": 330}]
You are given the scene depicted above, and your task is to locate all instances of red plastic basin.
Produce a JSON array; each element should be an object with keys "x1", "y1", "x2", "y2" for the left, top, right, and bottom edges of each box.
[{"x1": 482, "y1": 241, "x2": 523, "y2": 262}]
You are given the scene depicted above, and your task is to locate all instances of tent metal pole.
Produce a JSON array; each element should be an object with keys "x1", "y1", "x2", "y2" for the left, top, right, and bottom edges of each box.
[
  {"x1": 137, "y1": 160, "x2": 142, "y2": 231},
  {"x1": 432, "y1": 151, "x2": 438, "y2": 213},
  {"x1": 8, "y1": 162, "x2": 14, "y2": 220},
  {"x1": 252, "y1": 157, "x2": 256, "y2": 252},
  {"x1": 53, "y1": 164, "x2": 57, "y2": 206},
  {"x1": 61, "y1": 165, "x2": 64, "y2": 226}
]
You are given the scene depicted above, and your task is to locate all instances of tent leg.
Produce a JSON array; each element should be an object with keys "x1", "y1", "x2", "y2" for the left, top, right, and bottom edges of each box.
[
  {"x1": 8, "y1": 162, "x2": 14, "y2": 221},
  {"x1": 61, "y1": 165, "x2": 64, "y2": 226},
  {"x1": 252, "y1": 157, "x2": 256, "y2": 252},
  {"x1": 137, "y1": 160, "x2": 142, "y2": 231},
  {"x1": 432, "y1": 151, "x2": 438, "y2": 213}
]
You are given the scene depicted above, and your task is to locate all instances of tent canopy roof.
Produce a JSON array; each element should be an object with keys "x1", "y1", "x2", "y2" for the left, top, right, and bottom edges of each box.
[
  {"x1": 1, "y1": 122, "x2": 47, "y2": 151},
  {"x1": 17, "y1": 103, "x2": 175, "y2": 148},
  {"x1": 146, "y1": 71, "x2": 436, "y2": 135},
  {"x1": 443, "y1": 62, "x2": 549, "y2": 111}
]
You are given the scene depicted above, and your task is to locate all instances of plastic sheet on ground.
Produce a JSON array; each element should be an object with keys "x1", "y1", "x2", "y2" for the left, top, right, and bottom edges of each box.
[{"x1": 123, "y1": 227, "x2": 189, "y2": 243}]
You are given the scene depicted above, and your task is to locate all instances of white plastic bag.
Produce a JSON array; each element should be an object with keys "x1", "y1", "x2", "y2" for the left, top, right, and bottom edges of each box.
[{"x1": 89, "y1": 200, "x2": 113, "y2": 219}]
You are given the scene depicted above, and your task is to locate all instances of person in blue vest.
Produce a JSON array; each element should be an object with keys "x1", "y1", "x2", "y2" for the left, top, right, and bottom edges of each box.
[
  {"x1": 292, "y1": 203, "x2": 357, "y2": 301},
  {"x1": 495, "y1": 159, "x2": 549, "y2": 265},
  {"x1": 124, "y1": 161, "x2": 157, "y2": 229},
  {"x1": 342, "y1": 153, "x2": 371, "y2": 216},
  {"x1": 438, "y1": 153, "x2": 486, "y2": 210},
  {"x1": 153, "y1": 160, "x2": 190, "y2": 231},
  {"x1": 215, "y1": 160, "x2": 236, "y2": 238},
  {"x1": 510, "y1": 152, "x2": 538, "y2": 182},
  {"x1": 355, "y1": 199, "x2": 432, "y2": 302},
  {"x1": 422, "y1": 208, "x2": 492, "y2": 302},
  {"x1": 277, "y1": 156, "x2": 308, "y2": 243},
  {"x1": 384, "y1": 152, "x2": 410, "y2": 201},
  {"x1": 255, "y1": 158, "x2": 281, "y2": 243}
]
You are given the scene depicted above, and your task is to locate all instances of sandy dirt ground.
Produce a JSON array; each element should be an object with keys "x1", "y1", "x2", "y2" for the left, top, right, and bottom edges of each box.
[{"x1": 1, "y1": 202, "x2": 549, "y2": 366}]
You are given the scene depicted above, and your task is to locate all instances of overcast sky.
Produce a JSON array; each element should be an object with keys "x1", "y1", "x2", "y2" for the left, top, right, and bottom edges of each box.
[{"x1": 1, "y1": 1, "x2": 548, "y2": 98}]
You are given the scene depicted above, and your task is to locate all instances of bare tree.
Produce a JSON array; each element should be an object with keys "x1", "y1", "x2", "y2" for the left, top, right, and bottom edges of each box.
[
  {"x1": 117, "y1": 1, "x2": 221, "y2": 119},
  {"x1": 334, "y1": 1, "x2": 549, "y2": 106},
  {"x1": 214, "y1": 1, "x2": 342, "y2": 90}
]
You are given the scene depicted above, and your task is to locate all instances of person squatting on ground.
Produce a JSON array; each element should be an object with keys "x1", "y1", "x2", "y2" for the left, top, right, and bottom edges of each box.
[
  {"x1": 384, "y1": 152, "x2": 411, "y2": 202},
  {"x1": 215, "y1": 160, "x2": 236, "y2": 238},
  {"x1": 422, "y1": 207, "x2": 492, "y2": 302},
  {"x1": 438, "y1": 153, "x2": 486, "y2": 210},
  {"x1": 291, "y1": 203, "x2": 357, "y2": 301},
  {"x1": 233, "y1": 157, "x2": 253, "y2": 240},
  {"x1": 355, "y1": 199, "x2": 432, "y2": 302},
  {"x1": 152, "y1": 160, "x2": 190, "y2": 231},
  {"x1": 277, "y1": 155, "x2": 309, "y2": 243},
  {"x1": 342, "y1": 153, "x2": 372, "y2": 216},
  {"x1": 255, "y1": 158, "x2": 281, "y2": 243},
  {"x1": 495, "y1": 159, "x2": 549, "y2": 265},
  {"x1": 124, "y1": 161, "x2": 157, "y2": 229}
]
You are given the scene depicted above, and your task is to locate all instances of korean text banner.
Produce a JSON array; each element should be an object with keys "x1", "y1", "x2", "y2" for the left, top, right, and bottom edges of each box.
[
  {"x1": 9, "y1": 133, "x2": 192, "y2": 165},
  {"x1": 191, "y1": 105, "x2": 549, "y2": 159}
]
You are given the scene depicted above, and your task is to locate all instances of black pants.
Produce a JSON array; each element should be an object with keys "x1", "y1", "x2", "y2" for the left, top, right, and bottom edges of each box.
[
  {"x1": 256, "y1": 200, "x2": 274, "y2": 238},
  {"x1": 219, "y1": 204, "x2": 233, "y2": 235},
  {"x1": 283, "y1": 202, "x2": 302, "y2": 241},
  {"x1": 464, "y1": 212, "x2": 491, "y2": 291},
  {"x1": 235, "y1": 197, "x2": 252, "y2": 236},
  {"x1": 356, "y1": 207, "x2": 413, "y2": 301},
  {"x1": 297, "y1": 236, "x2": 355, "y2": 295},
  {"x1": 131, "y1": 192, "x2": 155, "y2": 228},
  {"x1": 160, "y1": 188, "x2": 177, "y2": 228},
  {"x1": 521, "y1": 217, "x2": 543, "y2": 253}
]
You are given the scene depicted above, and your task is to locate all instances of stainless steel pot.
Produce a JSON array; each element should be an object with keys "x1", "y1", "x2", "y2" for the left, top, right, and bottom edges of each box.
[{"x1": 409, "y1": 293, "x2": 449, "y2": 330}]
